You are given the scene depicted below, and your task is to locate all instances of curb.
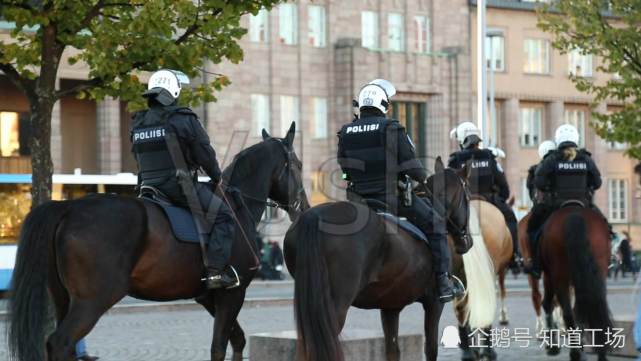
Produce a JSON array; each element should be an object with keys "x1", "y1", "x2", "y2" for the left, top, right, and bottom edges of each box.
[{"x1": 0, "y1": 286, "x2": 634, "y2": 320}]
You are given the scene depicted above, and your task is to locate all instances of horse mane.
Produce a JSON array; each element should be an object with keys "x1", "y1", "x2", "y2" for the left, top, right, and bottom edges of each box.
[{"x1": 222, "y1": 139, "x2": 278, "y2": 186}]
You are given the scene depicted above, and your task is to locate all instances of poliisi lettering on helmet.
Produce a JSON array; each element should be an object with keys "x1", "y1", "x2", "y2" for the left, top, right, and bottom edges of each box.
[
  {"x1": 538, "y1": 140, "x2": 557, "y2": 159},
  {"x1": 555, "y1": 124, "x2": 580, "y2": 146}
]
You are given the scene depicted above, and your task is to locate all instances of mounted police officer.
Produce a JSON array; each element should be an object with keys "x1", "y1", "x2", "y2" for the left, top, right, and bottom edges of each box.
[
  {"x1": 337, "y1": 79, "x2": 462, "y2": 303},
  {"x1": 525, "y1": 124, "x2": 602, "y2": 278},
  {"x1": 526, "y1": 140, "x2": 557, "y2": 204},
  {"x1": 448, "y1": 122, "x2": 521, "y2": 272},
  {"x1": 130, "y1": 69, "x2": 237, "y2": 289}
]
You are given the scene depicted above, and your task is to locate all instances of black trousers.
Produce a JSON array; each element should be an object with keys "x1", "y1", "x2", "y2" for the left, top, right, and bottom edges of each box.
[
  {"x1": 489, "y1": 197, "x2": 520, "y2": 256},
  {"x1": 369, "y1": 193, "x2": 450, "y2": 275},
  {"x1": 157, "y1": 180, "x2": 235, "y2": 271}
]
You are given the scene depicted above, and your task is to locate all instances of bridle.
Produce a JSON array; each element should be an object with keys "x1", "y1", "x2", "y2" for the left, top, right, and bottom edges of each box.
[
  {"x1": 224, "y1": 139, "x2": 306, "y2": 214},
  {"x1": 423, "y1": 169, "x2": 471, "y2": 243}
]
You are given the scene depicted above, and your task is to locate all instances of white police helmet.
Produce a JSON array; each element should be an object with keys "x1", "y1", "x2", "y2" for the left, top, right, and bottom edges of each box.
[
  {"x1": 143, "y1": 69, "x2": 190, "y2": 106},
  {"x1": 555, "y1": 124, "x2": 580, "y2": 147},
  {"x1": 357, "y1": 79, "x2": 396, "y2": 114},
  {"x1": 538, "y1": 140, "x2": 556, "y2": 159},
  {"x1": 454, "y1": 121, "x2": 482, "y2": 148}
]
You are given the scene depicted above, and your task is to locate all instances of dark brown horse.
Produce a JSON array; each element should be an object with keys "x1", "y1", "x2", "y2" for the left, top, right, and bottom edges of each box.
[
  {"x1": 539, "y1": 206, "x2": 612, "y2": 361},
  {"x1": 8, "y1": 123, "x2": 309, "y2": 361},
  {"x1": 284, "y1": 158, "x2": 486, "y2": 361}
]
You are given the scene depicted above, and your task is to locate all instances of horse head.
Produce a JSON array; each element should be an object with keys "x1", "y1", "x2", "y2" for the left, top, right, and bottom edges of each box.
[
  {"x1": 261, "y1": 122, "x2": 310, "y2": 221},
  {"x1": 427, "y1": 156, "x2": 472, "y2": 254}
]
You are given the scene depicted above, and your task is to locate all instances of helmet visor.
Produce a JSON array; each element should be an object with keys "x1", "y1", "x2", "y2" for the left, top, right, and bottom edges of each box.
[{"x1": 369, "y1": 79, "x2": 396, "y2": 98}]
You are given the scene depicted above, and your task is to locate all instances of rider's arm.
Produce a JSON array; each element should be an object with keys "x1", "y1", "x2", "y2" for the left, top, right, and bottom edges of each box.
[
  {"x1": 586, "y1": 156, "x2": 603, "y2": 190},
  {"x1": 447, "y1": 153, "x2": 459, "y2": 169},
  {"x1": 394, "y1": 123, "x2": 428, "y2": 183},
  {"x1": 527, "y1": 166, "x2": 536, "y2": 201},
  {"x1": 493, "y1": 159, "x2": 510, "y2": 201},
  {"x1": 188, "y1": 116, "x2": 222, "y2": 184},
  {"x1": 534, "y1": 158, "x2": 553, "y2": 191}
]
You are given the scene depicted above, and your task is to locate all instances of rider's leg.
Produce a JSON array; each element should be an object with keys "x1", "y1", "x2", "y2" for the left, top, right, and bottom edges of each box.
[
  {"x1": 525, "y1": 203, "x2": 553, "y2": 278},
  {"x1": 493, "y1": 200, "x2": 521, "y2": 270},
  {"x1": 399, "y1": 195, "x2": 460, "y2": 303},
  {"x1": 195, "y1": 182, "x2": 238, "y2": 289}
]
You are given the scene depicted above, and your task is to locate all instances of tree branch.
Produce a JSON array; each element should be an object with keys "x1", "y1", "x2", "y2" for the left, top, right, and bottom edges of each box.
[
  {"x1": 0, "y1": 56, "x2": 36, "y2": 99},
  {"x1": 54, "y1": 77, "x2": 104, "y2": 98},
  {"x1": 174, "y1": 8, "x2": 222, "y2": 45}
]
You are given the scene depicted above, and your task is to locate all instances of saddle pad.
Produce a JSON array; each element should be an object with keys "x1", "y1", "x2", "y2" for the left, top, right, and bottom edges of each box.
[
  {"x1": 144, "y1": 199, "x2": 203, "y2": 243},
  {"x1": 377, "y1": 212, "x2": 429, "y2": 244}
]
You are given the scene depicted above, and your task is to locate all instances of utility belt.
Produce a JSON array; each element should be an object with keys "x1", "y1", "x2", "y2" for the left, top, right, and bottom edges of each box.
[
  {"x1": 347, "y1": 175, "x2": 414, "y2": 206},
  {"x1": 141, "y1": 168, "x2": 197, "y2": 187}
]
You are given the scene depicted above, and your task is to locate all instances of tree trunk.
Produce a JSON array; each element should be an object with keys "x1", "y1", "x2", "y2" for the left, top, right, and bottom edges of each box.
[{"x1": 28, "y1": 100, "x2": 54, "y2": 208}]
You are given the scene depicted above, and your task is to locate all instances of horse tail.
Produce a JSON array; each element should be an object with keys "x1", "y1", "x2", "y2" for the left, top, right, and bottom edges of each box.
[
  {"x1": 461, "y1": 204, "x2": 497, "y2": 329},
  {"x1": 8, "y1": 200, "x2": 70, "y2": 361},
  {"x1": 293, "y1": 210, "x2": 343, "y2": 361},
  {"x1": 564, "y1": 212, "x2": 612, "y2": 342}
]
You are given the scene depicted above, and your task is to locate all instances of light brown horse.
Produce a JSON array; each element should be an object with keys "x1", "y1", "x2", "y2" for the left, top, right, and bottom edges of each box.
[{"x1": 452, "y1": 199, "x2": 513, "y2": 361}]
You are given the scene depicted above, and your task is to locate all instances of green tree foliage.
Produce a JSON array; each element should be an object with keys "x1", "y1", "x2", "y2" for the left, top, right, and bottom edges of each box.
[
  {"x1": 0, "y1": 0, "x2": 281, "y2": 206},
  {"x1": 538, "y1": 0, "x2": 641, "y2": 158}
]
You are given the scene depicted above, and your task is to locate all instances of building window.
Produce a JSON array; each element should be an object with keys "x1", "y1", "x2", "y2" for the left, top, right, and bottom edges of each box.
[
  {"x1": 308, "y1": 5, "x2": 326, "y2": 47},
  {"x1": 391, "y1": 102, "x2": 427, "y2": 157},
  {"x1": 519, "y1": 106, "x2": 542, "y2": 147},
  {"x1": 251, "y1": 94, "x2": 270, "y2": 136},
  {"x1": 311, "y1": 97, "x2": 328, "y2": 139},
  {"x1": 280, "y1": 96, "x2": 299, "y2": 138},
  {"x1": 523, "y1": 39, "x2": 550, "y2": 74},
  {"x1": 568, "y1": 49, "x2": 593, "y2": 77},
  {"x1": 486, "y1": 33, "x2": 505, "y2": 71},
  {"x1": 414, "y1": 15, "x2": 430, "y2": 54},
  {"x1": 249, "y1": 8, "x2": 269, "y2": 43},
  {"x1": 279, "y1": 3, "x2": 298, "y2": 45},
  {"x1": 608, "y1": 179, "x2": 628, "y2": 223},
  {"x1": 388, "y1": 13, "x2": 405, "y2": 52},
  {"x1": 564, "y1": 109, "x2": 586, "y2": 147},
  {"x1": 0, "y1": 111, "x2": 29, "y2": 157},
  {"x1": 361, "y1": 11, "x2": 379, "y2": 49},
  {"x1": 609, "y1": 140, "x2": 626, "y2": 150}
]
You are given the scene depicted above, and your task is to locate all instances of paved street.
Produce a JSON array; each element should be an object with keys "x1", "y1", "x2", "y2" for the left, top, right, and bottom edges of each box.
[{"x1": 0, "y1": 276, "x2": 639, "y2": 360}]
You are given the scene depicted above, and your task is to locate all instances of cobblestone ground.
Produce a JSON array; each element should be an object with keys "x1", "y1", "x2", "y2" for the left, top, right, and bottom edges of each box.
[{"x1": 0, "y1": 288, "x2": 639, "y2": 360}]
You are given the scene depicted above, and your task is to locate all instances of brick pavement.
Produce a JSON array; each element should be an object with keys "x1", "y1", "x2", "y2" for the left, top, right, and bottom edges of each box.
[{"x1": 1, "y1": 290, "x2": 638, "y2": 360}]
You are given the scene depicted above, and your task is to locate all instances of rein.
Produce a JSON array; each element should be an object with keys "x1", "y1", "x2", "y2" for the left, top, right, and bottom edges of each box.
[
  {"x1": 421, "y1": 170, "x2": 471, "y2": 239},
  {"x1": 220, "y1": 139, "x2": 306, "y2": 270}
]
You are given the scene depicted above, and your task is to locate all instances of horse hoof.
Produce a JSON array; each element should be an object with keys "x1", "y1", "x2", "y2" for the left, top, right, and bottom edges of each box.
[
  {"x1": 481, "y1": 348, "x2": 497, "y2": 361},
  {"x1": 569, "y1": 349, "x2": 587, "y2": 361},
  {"x1": 547, "y1": 346, "x2": 561, "y2": 356},
  {"x1": 461, "y1": 349, "x2": 476, "y2": 361}
]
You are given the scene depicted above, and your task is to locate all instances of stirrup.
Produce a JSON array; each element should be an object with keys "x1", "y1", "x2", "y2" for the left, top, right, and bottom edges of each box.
[{"x1": 201, "y1": 266, "x2": 241, "y2": 289}]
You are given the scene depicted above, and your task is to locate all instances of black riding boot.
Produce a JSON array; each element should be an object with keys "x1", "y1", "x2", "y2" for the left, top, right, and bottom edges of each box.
[{"x1": 203, "y1": 216, "x2": 238, "y2": 289}]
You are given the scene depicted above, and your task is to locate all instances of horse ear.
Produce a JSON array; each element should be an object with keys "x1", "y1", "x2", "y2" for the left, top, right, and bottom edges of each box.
[
  {"x1": 434, "y1": 156, "x2": 445, "y2": 173},
  {"x1": 285, "y1": 122, "x2": 296, "y2": 146},
  {"x1": 262, "y1": 129, "x2": 271, "y2": 140}
]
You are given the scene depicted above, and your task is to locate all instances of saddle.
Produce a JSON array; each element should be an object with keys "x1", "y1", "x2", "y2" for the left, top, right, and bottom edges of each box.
[
  {"x1": 363, "y1": 198, "x2": 429, "y2": 244},
  {"x1": 139, "y1": 185, "x2": 206, "y2": 244}
]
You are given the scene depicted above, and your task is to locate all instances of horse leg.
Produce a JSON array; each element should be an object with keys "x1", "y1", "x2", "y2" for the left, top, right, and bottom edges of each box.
[
  {"x1": 47, "y1": 298, "x2": 115, "y2": 361},
  {"x1": 197, "y1": 296, "x2": 245, "y2": 361},
  {"x1": 557, "y1": 290, "x2": 585, "y2": 361},
  {"x1": 210, "y1": 289, "x2": 246, "y2": 361},
  {"x1": 480, "y1": 326, "x2": 497, "y2": 361},
  {"x1": 381, "y1": 309, "x2": 401, "y2": 361},
  {"x1": 527, "y1": 275, "x2": 544, "y2": 337},
  {"x1": 541, "y1": 274, "x2": 560, "y2": 356},
  {"x1": 458, "y1": 323, "x2": 477, "y2": 361},
  {"x1": 498, "y1": 268, "x2": 508, "y2": 326},
  {"x1": 423, "y1": 297, "x2": 444, "y2": 361}
]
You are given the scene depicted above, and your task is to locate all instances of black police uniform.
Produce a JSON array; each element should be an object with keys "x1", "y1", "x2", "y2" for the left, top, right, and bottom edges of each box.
[
  {"x1": 337, "y1": 110, "x2": 450, "y2": 279},
  {"x1": 448, "y1": 148, "x2": 520, "y2": 261},
  {"x1": 526, "y1": 146, "x2": 602, "y2": 276},
  {"x1": 526, "y1": 165, "x2": 537, "y2": 204},
  {"x1": 130, "y1": 103, "x2": 235, "y2": 275}
]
